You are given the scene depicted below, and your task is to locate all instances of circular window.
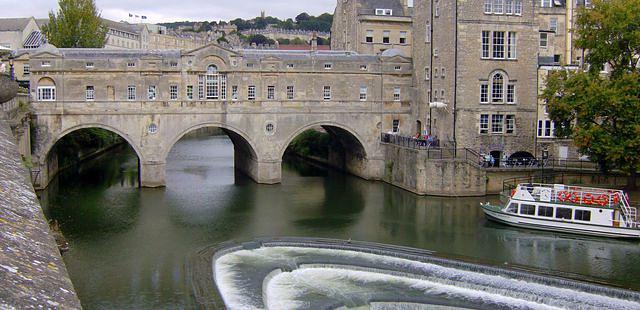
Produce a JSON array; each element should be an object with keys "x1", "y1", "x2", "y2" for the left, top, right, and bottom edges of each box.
[
  {"x1": 148, "y1": 123, "x2": 158, "y2": 134},
  {"x1": 265, "y1": 122, "x2": 276, "y2": 135}
]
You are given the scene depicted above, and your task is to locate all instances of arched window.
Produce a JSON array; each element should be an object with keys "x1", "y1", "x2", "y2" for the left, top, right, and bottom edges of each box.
[
  {"x1": 37, "y1": 77, "x2": 56, "y2": 101},
  {"x1": 198, "y1": 64, "x2": 226, "y2": 100},
  {"x1": 492, "y1": 73, "x2": 504, "y2": 103}
]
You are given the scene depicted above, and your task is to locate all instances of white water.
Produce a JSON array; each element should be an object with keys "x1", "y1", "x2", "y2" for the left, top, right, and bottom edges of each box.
[{"x1": 214, "y1": 246, "x2": 640, "y2": 310}]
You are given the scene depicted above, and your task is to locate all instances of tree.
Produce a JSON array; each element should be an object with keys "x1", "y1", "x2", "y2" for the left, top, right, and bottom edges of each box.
[
  {"x1": 295, "y1": 13, "x2": 310, "y2": 23},
  {"x1": 42, "y1": 0, "x2": 107, "y2": 48},
  {"x1": 541, "y1": 0, "x2": 640, "y2": 187}
]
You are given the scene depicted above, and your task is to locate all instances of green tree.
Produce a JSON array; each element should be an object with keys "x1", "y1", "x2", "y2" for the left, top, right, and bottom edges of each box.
[
  {"x1": 42, "y1": 0, "x2": 107, "y2": 48},
  {"x1": 541, "y1": 0, "x2": 640, "y2": 187}
]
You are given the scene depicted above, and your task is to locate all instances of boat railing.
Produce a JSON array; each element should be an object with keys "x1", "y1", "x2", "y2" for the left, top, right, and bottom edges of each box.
[{"x1": 514, "y1": 183, "x2": 638, "y2": 228}]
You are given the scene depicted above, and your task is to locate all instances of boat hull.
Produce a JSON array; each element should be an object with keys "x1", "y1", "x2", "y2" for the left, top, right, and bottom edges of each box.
[{"x1": 482, "y1": 205, "x2": 640, "y2": 239}]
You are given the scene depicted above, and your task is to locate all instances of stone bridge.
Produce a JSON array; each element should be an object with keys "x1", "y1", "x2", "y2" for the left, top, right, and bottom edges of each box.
[{"x1": 31, "y1": 99, "x2": 411, "y2": 188}]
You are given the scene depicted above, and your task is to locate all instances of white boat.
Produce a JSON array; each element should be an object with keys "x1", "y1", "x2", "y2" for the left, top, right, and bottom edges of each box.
[{"x1": 481, "y1": 183, "x2": 640, "y2": 239}]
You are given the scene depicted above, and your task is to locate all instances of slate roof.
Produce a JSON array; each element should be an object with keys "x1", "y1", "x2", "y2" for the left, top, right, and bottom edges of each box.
[
  {"x1": 0, "y1": 18, "x2": 32, "y2": 32},
  {"x1": 357, "y1": 0, "x2": 406, "y2": 17}
]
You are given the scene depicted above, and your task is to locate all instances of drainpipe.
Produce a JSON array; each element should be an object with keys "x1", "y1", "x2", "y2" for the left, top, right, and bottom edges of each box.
[{"x1": 452, "y1": 0, "x2": 459, "y2": 152}]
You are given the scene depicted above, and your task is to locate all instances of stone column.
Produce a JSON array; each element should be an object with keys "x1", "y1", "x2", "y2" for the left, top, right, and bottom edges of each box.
[{"x1": 140, "y1": 161, "x2": 166, "y2": 188}]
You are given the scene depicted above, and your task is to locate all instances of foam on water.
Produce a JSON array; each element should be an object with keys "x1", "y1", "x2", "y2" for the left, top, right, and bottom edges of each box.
[{"x1": 213, "y1": 246, "x2": 640, "y2": 310}]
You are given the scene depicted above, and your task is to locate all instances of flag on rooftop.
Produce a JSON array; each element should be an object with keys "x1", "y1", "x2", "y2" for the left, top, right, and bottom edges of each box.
[
  {"x1": 129, "y1": 13, "x2": 133, "y2": 17},
  {"x1": 142, "y1": 16, "x2": 147, "y2": 19}
]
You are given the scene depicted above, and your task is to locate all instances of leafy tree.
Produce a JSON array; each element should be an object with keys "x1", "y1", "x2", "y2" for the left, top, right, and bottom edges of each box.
[
  {"x1": 295, "y1": 13, "x2": 311, "y2": 23},
  {"x1": 541, "y1": 0, "x2": 640, "y2": 187},
  {"x1": 42, "y1": 0, "x2": 107, "y2": 48},
  {"x1": 247, "y1": 34, "x2": 275, "y2": 45}
]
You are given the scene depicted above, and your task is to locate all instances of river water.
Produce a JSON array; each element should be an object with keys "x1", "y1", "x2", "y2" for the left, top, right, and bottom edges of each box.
[{"x1": 39, "y1": 135, "x2": 640, "y2": 308}]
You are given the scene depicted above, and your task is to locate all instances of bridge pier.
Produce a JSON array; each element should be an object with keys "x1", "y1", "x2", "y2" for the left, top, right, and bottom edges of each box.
[
  {"x1": 234, "y1": 150, "x2": 281, "y2": 184},
  {"x1": 140, "y1": 161, "x2": 166, "y2": 188}
]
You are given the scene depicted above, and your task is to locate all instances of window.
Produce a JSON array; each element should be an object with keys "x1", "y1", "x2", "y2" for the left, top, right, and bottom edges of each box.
[
  {"x1": 200, "y1": 65, "x2": 226, "y2": 100},
  {"x1": 426, "y1": 24, "x2": 431, "y2": 43},
  {"x1": 393, "y1": 87, "x2": 401, "y2": 101},
  {"x1": 480, "y1": 114, "x2": 489, "y2": 134},
  {"x1": 41, "y1": 61, "x2": 51, "y2": 67},
  {"x1": 482, "y1": 31, "x2": 490, "y2": 59},
  {"x1": 506, "y1": 84, "x2": 515, "y2": 103},
  {"x1": 170, "y1": 61, "x2": 178, "y2": 67},
  {"x1": 287, "y1": 86, "x2": 295, "y2": 100},
  {"x1": 366, "y1": 30, "x2": 374, "y2": 43},
  {"x1": 170, "y1": 85, "x2": 178, "y2": 100},
  {"x1": 86, "y1": 62, "x2": 94, "y2": 68},
  {"x1": 425, "y1": 67, "x2": 431, "y2": 80},
  {"x1": 492, "y1": 73, "x2": 504, "y2": 103},
  {"x1": 375, "y1": 9, "x2": 393, "y2": 15},
  {"x1": 23, "y1": 64, "x2": 30, "y2": 76},
  {"x1": 540, "y1": 33, "x2": 548, "y2": 48},
  {"x1": 435, "y1": 5, "x2": 440, "y2": 17},
  {"x1": 505, "y1": 115, "x2": 515, "y2": 134},
  {"x1": 267, "y1": 85, "x2": 275, "y2": 100},
  {"x1": 287, "y1": 63, "x2": 295, "y2": 69},
  {"x1": 514, "y1": 0, "x2": 522, "y2": 14},
  {"x1": 434, "y1": 68, "x2": 439, "y2": 77},
  {"x1": 85, "y1": 86, "x2": 95, "y2": 101},
  {"x1": 550, "y1": 18, "x2": 558, "y2": 32},
  {"x1": 492, "y1": 31, "x2": 505, "y2": 59},
  {"x1": 399, "y1": 31, "x2": 407, "y2": 44},
  {"x1": 507, "y1": 32, "x2": 517, "y2": 59},
  {"x1": 127, "y1": 85, "x2": 136, "y2": 100},
  {"x1": 324, "y1": 63, "x2": 333, "y2": 70},
  {"x1": 392, "y1": 120, "x2": 399, "y2": 133},
  {"x1": 505, "y1": 0, "x2": 513, "y2": 14},
  {"x1": 441, "y1": 67, "x2": 446, "y2": 78},
  {"x1": 480, "y1": 84, "x2": 489, "y2": 103},
  {"x1": 434, "y1": 48, "x2": 439, "y2": 57},
  {"x1": 506, "y1": 203, "x2": 518, "y2": 213},
  {"x1": 538, "y1": 206, "x2": 553, "y2": 217},
  {"x1": 556, "y1": 207, "x2": 572, "y2": 220},
  {"x1": 575, "y1": 210, "x2": 591, "y2": 222},
  {"x1": 395, "y1": 65, "x2": 402, "y2": 71},
  {"x1": 127, "y1": 62, "x2": 136, "y2": 68},
  {"x1": 360, "y1": 86, "x2": 367, "y2": 101},
  {"x1": 383, "y1": 31, "x2": 390, "y2": 44},
  {"x1": 360, "y1": 65, "x2": 368, "y2": 71},
  {"x1": 148, "y1": 85, "x2": 156, "y2": 100},
  {"x1": 232, "y1": 86, "x2": 238, "y2": 100},
  {"x1": 493, "y1": 0, "x2": 504, "y2": 14},
  {"x1": 537, "y1": 120, "x2": 555, "y2": 137},
  {"x1": 198, "y1": 75, "x2": 204, "y2": 100},
  {"x1": 246, "y1": 63, "x2": 254, "y2": 68},
  {"x1": 484, "y1": 0, "x2": 493, "y2": 13},
  {"x1": 491, "y1": 114, "x2": 504, "y2": 133},
  {"x1": 519, "y1": 204, "x2": 536, "y2": 215},
  {"x1": 248, "y1": 85, "x2": 256, "y2": 100},
  {"x1": 187, "y1": 85, "x2": 193, "y2": 100},
  {"x1": 323, "y1": 86, "x2": 331, "y2": 101},
  {"x1": 541, "y1": 0, "x2": 552, "y2": 7}
]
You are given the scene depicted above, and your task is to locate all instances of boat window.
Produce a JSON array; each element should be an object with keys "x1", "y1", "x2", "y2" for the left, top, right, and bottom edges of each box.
[
  {"x1": 538, "y1": 206, "x2": 553, "y2": 217},
  {"x1": 519, "y1": 204, "x2": 536, "y2": 215},
  {"x1": 574, "y1": 209, "x2": 591, "y2": 222},
  {"x1": 556, "y1": 207, "x2": 572, "y2": 220},
  {"x1": 506, "y1": 203, "x2": 518, "y2": 213}
]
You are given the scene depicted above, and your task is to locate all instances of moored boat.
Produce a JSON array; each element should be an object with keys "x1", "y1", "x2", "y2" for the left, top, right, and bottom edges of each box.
[{"x1": 481, "y1": 183, "x2": 640, "y2": 239}]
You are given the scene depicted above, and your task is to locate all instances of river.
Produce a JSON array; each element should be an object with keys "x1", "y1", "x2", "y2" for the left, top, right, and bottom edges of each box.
[{"x1": 39, "y1": 135, "x2": 640, "y2": 308}]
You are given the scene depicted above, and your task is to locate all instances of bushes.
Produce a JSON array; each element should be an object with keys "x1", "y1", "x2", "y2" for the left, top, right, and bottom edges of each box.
[{"x1": 286, "y1": 130, "x2": 330, "y2": 158}]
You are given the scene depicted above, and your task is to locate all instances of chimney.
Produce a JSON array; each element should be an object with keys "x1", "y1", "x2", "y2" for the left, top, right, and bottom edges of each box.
[{"x1": 311, "y1": 32, "x2": 318, "y2": 52}]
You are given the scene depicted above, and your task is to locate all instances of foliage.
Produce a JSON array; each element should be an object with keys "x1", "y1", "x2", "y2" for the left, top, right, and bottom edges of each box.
[
  {"x1": 541, "y1": 0, "x2": 640, "y2": 185},
  {"x1": 574, "y1": 0, "x2": 640, "y2": 77},
  {"x1": 216, "y1": 35, "x2": 229, "y2": 44},
  {"x1": 287, "y1": 130, "x2": 331, "y2": 158},
  {"x1": 42, "y1": 0, "x2": 107, "y2": 48},
  {"x1": 54, "y1": 128, "x2": 123, "y2": 166},
  {"x1": 246, "y1": 34, "x2": 275, "y2": 46}
]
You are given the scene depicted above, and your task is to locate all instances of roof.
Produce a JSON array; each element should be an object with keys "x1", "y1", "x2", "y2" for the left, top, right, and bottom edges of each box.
[
  {"x1": 0, "y1": 17, "x2": 33, "y2": 32},
  {"x1": 23, "y1": 31, "x2": 45, "y2": 49},
  {"x1": 101, "y1": 18, "x2": 142, "y2": 34},
  {"x1": 277, "y1": 44, "x2": 331, "y2": 51},
  {"x1": 57, "y1": 48, "x2": 180, "y2": 59},
  {"x1": 35, "y1": 18, "x2": 48, "y2": 28},
  {"x1": 357, "y1": 0, "x2": 406, "y2": 17}
]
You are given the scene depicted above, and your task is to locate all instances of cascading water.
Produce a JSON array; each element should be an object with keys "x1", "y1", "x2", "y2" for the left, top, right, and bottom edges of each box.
[{"x1": 211, "y1": 240, "x2": 640, "y2": 310}]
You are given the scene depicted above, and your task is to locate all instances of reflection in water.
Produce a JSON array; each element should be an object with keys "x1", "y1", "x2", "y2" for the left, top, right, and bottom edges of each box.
[{"x1": 40, "y1": 135, "x2": 640, "y2": 308}]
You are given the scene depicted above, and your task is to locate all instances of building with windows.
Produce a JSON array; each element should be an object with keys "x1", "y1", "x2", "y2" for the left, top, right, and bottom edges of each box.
[{"x1": 0, "y1": 17, "x2": 45, "y2": 50}]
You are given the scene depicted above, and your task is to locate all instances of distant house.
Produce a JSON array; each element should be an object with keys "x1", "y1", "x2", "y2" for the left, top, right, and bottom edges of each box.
[{"x1": 0, "y1": 17, "x2": 45, "y2": 50}]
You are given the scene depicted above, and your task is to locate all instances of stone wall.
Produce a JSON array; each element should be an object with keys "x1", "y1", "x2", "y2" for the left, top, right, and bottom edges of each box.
[{"x1": 0, "y1": 120, "x2": 80, "y2": 308}]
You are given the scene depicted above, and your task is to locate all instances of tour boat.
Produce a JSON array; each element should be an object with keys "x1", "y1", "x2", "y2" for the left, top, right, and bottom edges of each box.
[{"x1": 481, "y1": 183, "x2": 640, "y2": 239}]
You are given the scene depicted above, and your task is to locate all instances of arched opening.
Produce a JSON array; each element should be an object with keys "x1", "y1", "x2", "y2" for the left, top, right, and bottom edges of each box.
[
  {"x1": 41, "y1": 126, "x2": 142, "y2": 190},
  {"x1": 509, "y1": 151, "x2": 535, "y2": 166},
  {"x1": 164, "y1": 125, "x2": 259, "y2": 187},
  {"x1": 36, "y1": 77, "x2": 56, "y2": 101},
  {"x1": 282, "y1": 124, "x2": 369, "y2": 180}
]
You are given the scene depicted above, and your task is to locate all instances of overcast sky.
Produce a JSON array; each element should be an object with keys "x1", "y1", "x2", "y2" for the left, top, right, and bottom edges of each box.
[{"x1": 0, "y1": 0, "x2": 336, "y2": 23}]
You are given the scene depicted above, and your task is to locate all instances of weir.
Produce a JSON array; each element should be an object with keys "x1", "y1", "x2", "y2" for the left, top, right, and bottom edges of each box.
[{"x1": 193, "y1": 238, "x2": 640, "y2": 309}]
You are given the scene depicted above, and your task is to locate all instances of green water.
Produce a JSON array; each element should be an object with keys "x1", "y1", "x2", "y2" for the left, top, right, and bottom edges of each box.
[{"x1": 39, "y1": 135, "x2": 640, "y2": 308}]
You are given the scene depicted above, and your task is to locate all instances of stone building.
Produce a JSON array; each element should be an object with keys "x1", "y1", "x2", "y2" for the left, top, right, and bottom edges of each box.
[
  {"x1": 0, "y1": 17, "x2": 45, "y2": 50},
  {"x1": 331, "y1": 0, "x2": 413, "y2": 57}
]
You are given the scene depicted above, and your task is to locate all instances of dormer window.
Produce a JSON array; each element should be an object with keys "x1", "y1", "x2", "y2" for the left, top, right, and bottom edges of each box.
[
  {"x1": 324, "y1": 63, "x2": 333, "y2": 70},
  {"x1": 86, "y1": 62, "x2": 94, "y2": 68},
  {"x1": 41, "y1": 61, "x2": 51, "y2": 67},
  {"x1": 127, "y1": 62, "x2": 136, "y2": 68},
  {"x1": 375, "y1": 9, "x2": 393, "y2": 15}
]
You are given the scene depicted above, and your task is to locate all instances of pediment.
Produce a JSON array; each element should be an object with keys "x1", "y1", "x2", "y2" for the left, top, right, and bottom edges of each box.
[
  {"x1": 31, "y1": 51, "x2": 61, "y2": 58},
  {"x1": 385, "y1": 55, "x2": 412, "y2": 63},
  {"x1": 183, "y1": 42, "x2": 240, "y2": 58},
  {"x1": 261, "y1": 55, "x2": 282, "y2": 62}
]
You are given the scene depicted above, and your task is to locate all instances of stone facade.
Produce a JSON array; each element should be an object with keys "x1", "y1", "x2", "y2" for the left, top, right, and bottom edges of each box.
[{"x1": 27, "y1": 44, "x2": 413, "y2": 188}]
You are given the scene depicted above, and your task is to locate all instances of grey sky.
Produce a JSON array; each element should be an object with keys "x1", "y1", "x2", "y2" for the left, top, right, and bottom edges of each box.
[{"x1": 0, "y1": 0, "x2": 336, "y2": 23}]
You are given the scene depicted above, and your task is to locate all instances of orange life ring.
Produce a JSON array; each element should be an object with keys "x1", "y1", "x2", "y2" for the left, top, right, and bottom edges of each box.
[
  {"x1": 570, "y1": 192, "x2": 581, "y2": 204},
  {"x1": 582, "y1": 193, "x2": 594, "y2": 205},
  {"x1": 595, "y1": 194, "x2": 608, "y2": 206},
  {"x1": 557, "y1": 191, "x2": 571, "y2": 202}
]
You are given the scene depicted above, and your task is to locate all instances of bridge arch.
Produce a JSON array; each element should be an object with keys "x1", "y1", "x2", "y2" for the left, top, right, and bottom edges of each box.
[
  {"x1": 40, "y1": 123, "x2": 144, "y2": 164},
  {"x1": 279, "y1": 121, "x2": 370, "y2": 160},
  {"x1": 162, "y1": 122, "x2": 259, "y2": 161}
]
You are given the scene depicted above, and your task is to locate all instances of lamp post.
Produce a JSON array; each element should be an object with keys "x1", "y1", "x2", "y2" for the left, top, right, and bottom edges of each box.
[
  {"x1": 8, "y1": 55, "x2": 14, "y2": 81},
  {"x1": 541, "y1": 148, "x2": 549, "y2": 183}
]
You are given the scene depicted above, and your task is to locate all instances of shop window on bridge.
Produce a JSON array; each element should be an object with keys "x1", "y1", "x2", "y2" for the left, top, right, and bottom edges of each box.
[{"x1": 198, "y1": 65, "x2": 227, "y2": 100}]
